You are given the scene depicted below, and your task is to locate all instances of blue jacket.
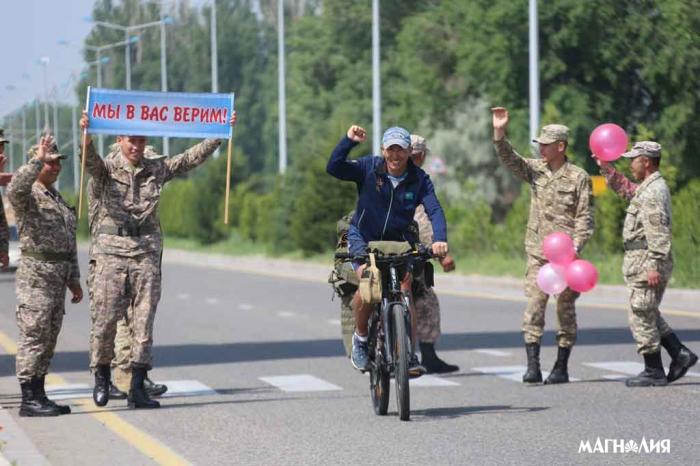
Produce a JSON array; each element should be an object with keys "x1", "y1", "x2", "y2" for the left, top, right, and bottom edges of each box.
[{"x1": 326, "y1": 136, "x2": 447, "y2": 247}]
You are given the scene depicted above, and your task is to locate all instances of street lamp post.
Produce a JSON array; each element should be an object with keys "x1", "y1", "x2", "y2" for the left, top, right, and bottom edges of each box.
[
  {"x1": 372, "y1": 0, "x2": 381, "y2": 156},
  {"x1": 278, "y1": 0, "x2": 287, "y2": 174},
  {"x1": 529, "y1": 0, "x2": 540, "y2": 151},
  {"x1": 39, "y1": 56, "x2": 50, "y2": 130}
]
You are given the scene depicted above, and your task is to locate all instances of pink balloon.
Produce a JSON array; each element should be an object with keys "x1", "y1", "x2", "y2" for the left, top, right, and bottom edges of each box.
[
  {"x1": 565, "y1": 260, "x2": 599, "y2": 293},
  {"x1": 542, "y1": 232, "x2": 576, "y2": 266},
  {"x1": 589, "y1": 123, "x2": 628, "y2": 162},
  {"x1": 537, "y1": 263, "x2": 568, "y2": 295}
]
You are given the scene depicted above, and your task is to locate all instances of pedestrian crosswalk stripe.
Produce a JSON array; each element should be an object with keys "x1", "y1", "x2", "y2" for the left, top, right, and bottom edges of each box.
[
  {"x1": 44, "y1": 380, "x2": 217, "y2": 400},
  {"x1": 327, "y1": 319, "x2": 341, "y2": 326},
  {"x1": 472, "y1": 365, "x2": 551, "y2": 382},
  {"x1": 259, "y1": 375, "x2": 342, "y2": 392},
  {"x1": 45, "y1": 383, "x2": 91, "y2": 400},
  {"x1": 238, "y1": 303, "x2": 254, "y2": 310},
  {"x1": 401, "y1": 375, "x2": 460, "y2": 387},
  {"x1": 276, "y1": 311, "x2": 295, "y2": 318},
  {"x1": 205, "y1": 297, "x2": 219, "y2": 305},
  {"x1": 474, "y1": 349, "x2": 511, "y2": 357},
  {"x1": 160, "y1": 380, "x2": 217, "y2": 398},
  {"x1": 584, "y1": 361, "x2": 700, "y2": 377}
]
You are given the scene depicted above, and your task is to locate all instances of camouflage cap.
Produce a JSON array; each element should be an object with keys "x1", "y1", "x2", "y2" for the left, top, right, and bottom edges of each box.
[
  {"x1": 532, "y1": 124, "x2": 569, "y2": 144},
  {"x1": 27, "y1": 142, "x2": 67, "y2": 160},
  {"x1": 0, "y1": 128, "x2": 9, "y2": 144},
  {"x1": 410, "y1": 134, "x2": 428, "y2": 154},
  {"x1": 622, "y1": 141, "x2": 661, "y2": 159}
]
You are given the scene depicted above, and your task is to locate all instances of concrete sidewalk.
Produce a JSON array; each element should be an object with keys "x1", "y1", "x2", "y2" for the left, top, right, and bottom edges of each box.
[{"x1": 162, "y1": 248, "x2": 700, "y2": 317}]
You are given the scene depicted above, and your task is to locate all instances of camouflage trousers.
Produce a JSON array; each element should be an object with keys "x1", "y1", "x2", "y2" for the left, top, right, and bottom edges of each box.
[
  {"x1": 87, "y1": 261, "x2": 132, "y2": 370},
  {"x1": 89, "y1": 253, "x2": 161, "y2": 369},
  {"x1": 414, "y1": 279, "x2": 441, "y2": 343},
  {"x1": 15, "y1": 258, "x2": 70, "y2": 382},
  {"x1": 523, "y1": 255, "x2": 580, "y2": 347},
  {"x1": 627, "y1": 280, "x2": 673, "y2": 354}
]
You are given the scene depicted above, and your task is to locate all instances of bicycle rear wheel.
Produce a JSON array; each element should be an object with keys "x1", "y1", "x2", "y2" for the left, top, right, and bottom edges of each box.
[
  {"x1": 370, "y1": 363, "x2": 390, "y2": 415},
  {"x1": 392, "y1": 303, "x2": 410, "y2": 421}
]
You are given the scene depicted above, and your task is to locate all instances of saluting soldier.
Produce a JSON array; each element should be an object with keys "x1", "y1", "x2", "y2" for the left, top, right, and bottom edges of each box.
[
  {"x1": 7, "y1": 135, "x2": 83, "y2": 416},
  {"x1": 1, "y1": 129, "x2": 12, "y2": 271},
  {"x1": 491, "y1": 107, "x2": 594, "y2": 384},
  {"x1": 595, "y1": 141, "x2": 697, "y2": 386},
  {"x1": 80, "y1": 110, "x2": 237, "y2": 409}
]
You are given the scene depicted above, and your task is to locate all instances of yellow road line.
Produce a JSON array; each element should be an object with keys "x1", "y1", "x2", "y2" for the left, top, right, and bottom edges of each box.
[{"x1": 0, "y1": 329, "x2": 189, "y2": 466}]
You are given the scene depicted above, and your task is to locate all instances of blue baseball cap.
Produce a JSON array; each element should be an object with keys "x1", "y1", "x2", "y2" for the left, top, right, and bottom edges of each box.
[{"x1": 382, "y1": 127, "x2": 411, "y2": 149}]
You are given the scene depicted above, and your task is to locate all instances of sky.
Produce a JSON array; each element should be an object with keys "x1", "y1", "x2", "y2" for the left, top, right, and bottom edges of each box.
[
  {"x1": 0, "y1": 0, "x2": 218, "y2": 122},
  {"x1": 1, "y1": 0, "x2": 96, "y2": 120}
]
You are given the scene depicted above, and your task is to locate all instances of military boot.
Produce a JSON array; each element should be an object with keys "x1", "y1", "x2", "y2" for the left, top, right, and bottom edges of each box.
[
  {"x1": 523, "y1": 343, "x2": 543, "y2": 383},
  {"x1": 144, "y1": 374, "x2": 168, "y2": 397},
  {"x1": 661, "y1": 333, "x2": 698, "y2": 383},
  {"x1": 419, "y1": 342, "x2": 459, "y2": 374},
  {"x1": 109, "y1": 383, "x2": 128, "y2": 400},
  {"x1": 544, "y1": 346, "x2": 571, "y2": 385},
  {"x1": 93, "y1": 364, "x2": 111, "y2": 407},
  {"x1": 128, "y1": 367, "x2": 160, "y2": 409},
  {"x1": 36, "y1": 376, "x2": 71, "y2": 414},
  {"x1": 625, "y1": 352, "x2": 668, "y2": 387},
  {"x1": 19, "y1": 379, "x2": 60, "y2": 417}
]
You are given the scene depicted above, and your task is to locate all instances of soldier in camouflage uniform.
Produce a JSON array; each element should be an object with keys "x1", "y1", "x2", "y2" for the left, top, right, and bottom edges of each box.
[
  {"x1": 410, "y1": 135, "x2": 458, "y2": 373},
  {"x1": 80, "y1": 111, "x2": 237, "y2": 409},
  {"x1": 0, "y1": 130, "x2": 12, "y2": 271},
  {"x1": 7, "y1": 136, "x2": 83, "y2": 416},
  {"x1": 491, "y1": 107, "x2": 594, "y2": 384},
  {"x1": 86, "y1": 146, "x2": 168, "y2": 400},
  {"x1": 595, "y1": 141, "x2": 697, "y2": 386}
]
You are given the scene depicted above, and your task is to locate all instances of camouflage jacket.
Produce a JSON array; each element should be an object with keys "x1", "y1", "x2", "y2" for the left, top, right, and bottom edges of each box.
[
  {"x1": 6, "y1": 158, "x2": 79, "y2": 283},
  {"x1": 85, "y1": 139, "x2": 220, "y2": 257},
  {"x1": 494, "y1": 139, "x2": 594, "y2": 258},
  {"x1": 0, "y1": 194, "x2": 8, "y2": 254},
  {"x1": 414, "y1": 204, "x2": 433, "y2": 246},
  {"x1": 603, "y1": 168, "x2": 672, "y2": 280}
]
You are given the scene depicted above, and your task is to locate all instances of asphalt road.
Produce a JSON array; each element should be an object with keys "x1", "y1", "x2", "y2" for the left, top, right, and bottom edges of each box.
[{"x1": 0, "y1": 251, "x2": 698, "y2": 465}]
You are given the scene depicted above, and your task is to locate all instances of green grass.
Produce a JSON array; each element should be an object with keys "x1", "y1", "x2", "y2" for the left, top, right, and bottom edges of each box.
[
  {"x1": 162, "y1": 232, "x2": 635, "y2": 286},
  {"x1": 160, "y1": 232, "x2": 695, "y2": 288}
]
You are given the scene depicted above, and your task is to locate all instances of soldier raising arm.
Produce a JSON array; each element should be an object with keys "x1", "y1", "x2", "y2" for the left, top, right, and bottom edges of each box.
[
  {"x1": 491, "y1": 106, "x2": 593, "y2": 386},
  {"x1": 7, "y1": 135, "x2": 82, "y2": 417}
]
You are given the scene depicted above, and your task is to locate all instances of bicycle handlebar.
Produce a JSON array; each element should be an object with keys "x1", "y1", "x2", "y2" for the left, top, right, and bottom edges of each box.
[{"x1": 334, "y1": 249, "x2": 434, "y2": 263}]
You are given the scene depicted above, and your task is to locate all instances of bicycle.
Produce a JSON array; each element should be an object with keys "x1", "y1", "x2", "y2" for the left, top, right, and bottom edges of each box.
[{"x1": 335, "y1": 242, "x2": 433, "y2": 421}]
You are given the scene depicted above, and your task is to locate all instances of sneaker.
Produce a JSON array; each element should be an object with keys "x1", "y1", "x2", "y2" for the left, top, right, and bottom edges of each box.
[
  {"x1": 408, "y1": 354, "x2": 426, "y2": 378},
  {"x1": 351, "y1": 334, "x2": 370, "y2": 371}
]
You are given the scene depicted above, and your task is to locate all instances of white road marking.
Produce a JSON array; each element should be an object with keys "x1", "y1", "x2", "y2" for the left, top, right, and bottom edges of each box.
[
  {"x1": 238, "y1": 303, "x2": 254, "y2": 311},
  {"x1": 472, "y1": 365, "x2": 554, "y2": 382},
  {"x1": 205, "y1": 297, "x2": 219, "y2": 305},
  {"x1": 45, "y1": 380, "x2": 218, "y2": 400},
  {"x1": 0, "y1": 406, "x2": 50, "y2": 465},
  {"x1": 474, "y1": 349, "x2": 512, "y2": 357},
  {"x1": 403, "y1": 375, "x2": 460, "y2": 387},
  {"x1": 45, "y1": 383, "x2": 91, "y2": 400},
  {"x1": 160, "y1": 380, "x2": 218, "y2": 398},
  {"x1": 584, "y1": 361, "x2": 700, "y2": 377},
  {"x1": 327, "y1": 319, "x2": 341, "y2": 326},
  {"x1": 259, "y1": 375, "x2": 342, "y2": 392},
  {"x1": 176, "y1": 293, "x2": 190, "y2": 300},
  {"x1": 276, "y1": 311, "x2": 295, "y2": 318}
]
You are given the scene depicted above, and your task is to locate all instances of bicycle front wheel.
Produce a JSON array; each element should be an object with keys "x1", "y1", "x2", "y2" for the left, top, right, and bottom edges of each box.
[{"x1": 391, "y1": 303, "x2": 410, "y2": 421}]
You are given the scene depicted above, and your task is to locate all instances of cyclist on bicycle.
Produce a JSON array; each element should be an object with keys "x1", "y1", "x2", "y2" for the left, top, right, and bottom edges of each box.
[{"x1": 327, "y1": 125, "x2": 449, "y2": 375}]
